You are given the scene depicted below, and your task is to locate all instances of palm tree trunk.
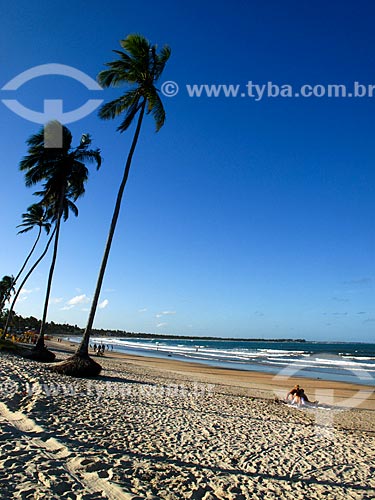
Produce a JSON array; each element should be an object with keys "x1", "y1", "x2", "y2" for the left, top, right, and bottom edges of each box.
[
  {"x1": 35, "y1": 191, "x2": 65, "y2": 350},
  {"x1": 13, "y1": 227, "x2": 42, "y2": 286},
  {"x1": 1, "y1": 227, "x2": 57, "y2": 340},
  {"x1": 77, "y1": 102, "x2": 146, "y2": 356}
]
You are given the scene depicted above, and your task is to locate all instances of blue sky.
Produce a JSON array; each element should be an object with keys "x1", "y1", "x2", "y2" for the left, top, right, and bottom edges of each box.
[{"x1": 0, "y1": 0, "x2": 374, "y2": 341}]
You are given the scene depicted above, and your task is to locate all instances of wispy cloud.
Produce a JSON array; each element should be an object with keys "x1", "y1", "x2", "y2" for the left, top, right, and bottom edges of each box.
[
  {"x1": 67, "y1": 294, "x2": 90, "y2": 306},
  {"x1": 331, "y1": 297, "x2": 349, "y2": 303},
  {"x1": 342, "y1": 278, "x2": 372, "y2": 286},
  {"x1": 61, "y1": 293, "x2": 90, "y2": 311},
  {"x1": 156, "y1": 311, "x2": 176, "y2": 318},
  {"x1": 98, "y1": 299, "x2": 109, "y2": 309},
  {"x1": 60, "y1": 305, "x2": 74, "y2": 311},
  {"x1": 20, "y1": 287, "x2": 40, "y2": 295},
  {"x1": 363, "y1": 318, "x2": 375, "y2": 323},
  {"x1": 322, "y1": 312, "x2": 348, "y2": 317},
  {"x1": 254, "y1": 310, "x2": 265, "y2": 316},
  {"x1": 138, "y1": 308, "x2": 147, "y2": 313},
  {"x1": 18, "y1": 288, "x2": 40, "y2": 302},
  {"x1": 50, "y1": 297, "x2": 63, "y2": 304},
  {"x1": 156, "y1": 322, "x2": 167, "y2": 328}
]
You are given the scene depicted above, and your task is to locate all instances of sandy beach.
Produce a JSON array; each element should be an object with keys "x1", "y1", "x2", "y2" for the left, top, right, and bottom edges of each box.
[{"x1": 1, "y1": 340, "x2": 374, "y2": 499}]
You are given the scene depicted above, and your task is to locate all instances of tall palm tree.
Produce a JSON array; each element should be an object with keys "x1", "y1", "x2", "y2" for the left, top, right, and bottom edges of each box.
[
  {"x1": 52, "y1": 34, "x2": 170, "y2": 377},
  {"x1": 0, "y1": 275, "x2": 15, "y2": 312},
  {"x1": 14, "y1": 204, "x2": 51, "y2": 284},
  {"x1": 20, "y1": 122, "x2": 101, "y2": 361}
]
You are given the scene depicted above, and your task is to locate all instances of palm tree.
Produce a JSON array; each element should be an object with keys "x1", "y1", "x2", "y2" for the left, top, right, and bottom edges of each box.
[
  {"x1": 1, "y1": 204, "x2": 51, "y2": 340},
  {"x1": 52, "y1": 34, "x2": 170, "y2": 377},
  {"x1": 0, "y1": 275, "x2": 15, "y2": 312},
  {"x1": 20, "y1": 122, "x2": 101, "y2": 361},
  {"x1": 1, "y1": 205, "x2": 50, "y2": 346},
  {"x1": 14, "y1": 204, "x2": 51, "y2": 284},
  {"x1": 1, "y1": 225, "x2": 56, "y2": 341}
]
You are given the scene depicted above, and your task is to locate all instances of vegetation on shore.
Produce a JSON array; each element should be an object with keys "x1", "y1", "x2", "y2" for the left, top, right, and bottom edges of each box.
[{"x1": 0, "y1": 311, "x2": 305, "y2": 343}]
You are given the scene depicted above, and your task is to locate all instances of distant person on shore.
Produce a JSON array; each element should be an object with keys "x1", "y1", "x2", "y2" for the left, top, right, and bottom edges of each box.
[
  {"x1": 286, "y1": 384, "x2": 300, "y2": 402},
  {"x1": 298, "y1": 388, "x2": 310, "y2": 404},
  {"x1": 286, "y1": 384, "x2": 312, "y2": 406},
  {"x1": 93, "y1": 344, "x2": 97, "y2": 353}
]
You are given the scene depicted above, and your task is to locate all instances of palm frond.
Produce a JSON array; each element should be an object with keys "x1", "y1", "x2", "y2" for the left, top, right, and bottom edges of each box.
[
  {"x1": 98, "y1": 89, "x2": 140, "y2": 120},
  {"x1": 98, "y1": 64, "x2": 132, "y2": 88},
  {"x1": 17, "y1": 225, "x2": 34, "y2": 234},
  {"x1": 117, "y1": 100, "x2": 143, "y2": 133},
  {"x1": 121, "y1": 34, "x2": 151, "y2": 60},
  {"x1": 66, "y1": 200, "x2": 79, "y2": 218},
  {"x1": 75, "y1": 149, "x2": 102, "y2": 169},
  {"x1": 146, "y1": 89, "x2": 166, "y2": 131},
  {"x1": 153, "y1": 45, "x2": 171, "y2": 81},
  {"x1": 98, "y1": 34, "x2": 169, "y2": 132}
]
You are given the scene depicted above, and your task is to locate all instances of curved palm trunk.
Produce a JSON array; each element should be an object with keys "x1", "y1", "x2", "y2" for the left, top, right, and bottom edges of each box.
[
  {"x1": 14, "y1": 227, "x2": 42, "y2": 286},
  {"x1": 1, "y1": 227, "x2": 57, "y2": 340},
  {"x1": 35, "y1": 190, "x2": 65, "y2": 350},
  {"x1": 77, "y1": 102, "x2": 146, "y2": 356}
]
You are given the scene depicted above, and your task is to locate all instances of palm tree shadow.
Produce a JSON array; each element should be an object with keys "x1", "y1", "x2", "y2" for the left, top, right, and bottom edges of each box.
[
  {"x1": 52, "y1": 434, "x2": 375, "y2": 494},
  {"x1": 97, "y1": 374, "x2": 156, "y2": 386}
]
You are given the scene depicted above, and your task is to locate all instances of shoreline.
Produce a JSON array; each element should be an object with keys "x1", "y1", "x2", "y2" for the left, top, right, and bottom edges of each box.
[
  {"x1": 47, "y1": 338, "x2": 375, "y2": 411},
  {"x1": 62, "y1": 335, "x2": 375, "y2": 388},
  {"x1": 2, "y1": 340, "x2": 375, "y2": 498}
]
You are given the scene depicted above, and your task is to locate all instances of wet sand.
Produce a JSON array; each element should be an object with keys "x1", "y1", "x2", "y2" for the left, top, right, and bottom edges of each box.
[{"x1": 52, "y1": 338, "x2": 375, "y2": 411}]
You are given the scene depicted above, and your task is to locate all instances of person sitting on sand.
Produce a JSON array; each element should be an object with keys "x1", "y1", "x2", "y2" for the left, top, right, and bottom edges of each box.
[
  {"x1": 286, "y1": 384, "x2": 300, "y2": 402},
  {"x1": 298, "y1": 388, "x2": 310, "y2": 404},
  {"x1": 287, "y1": 385, "x2": 313, "y2": 407}
]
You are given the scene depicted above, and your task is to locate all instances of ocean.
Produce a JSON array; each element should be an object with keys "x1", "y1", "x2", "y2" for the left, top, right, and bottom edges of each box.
[{"x1": 80, "y1": 337, "x2": 375, "y2": 387}]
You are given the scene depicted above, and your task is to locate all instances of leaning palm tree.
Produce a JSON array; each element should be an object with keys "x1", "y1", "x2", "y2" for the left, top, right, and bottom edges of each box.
[
  {"x1": 0, "y1": 275, "x2": 15, "y2": 312},
  {"x1": 51, "y1": 34, "x2": 170, "y2": 377},
  {"x1": 1, "y1": 204, "x2": 51, "y2": 340},
  {"x1": 14, "y1": 204, "x2": 51, "y2": 285},
  {"x1": 20, "y1": 122, "x2": 101, "y2": 362},
  {"x1": 1, "y1": 225, "x2": 56, "y2": 342}
]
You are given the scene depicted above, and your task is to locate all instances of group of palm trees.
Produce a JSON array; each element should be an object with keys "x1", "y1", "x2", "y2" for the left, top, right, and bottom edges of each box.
[{"x1": 0, "y1": 34, "x2": 171, "y2": 377}]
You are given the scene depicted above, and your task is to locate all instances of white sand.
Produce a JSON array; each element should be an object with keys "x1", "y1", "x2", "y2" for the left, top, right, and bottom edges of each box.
[{"x1": 0, "y1": 346, "x2": 374, "y2": 499}]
